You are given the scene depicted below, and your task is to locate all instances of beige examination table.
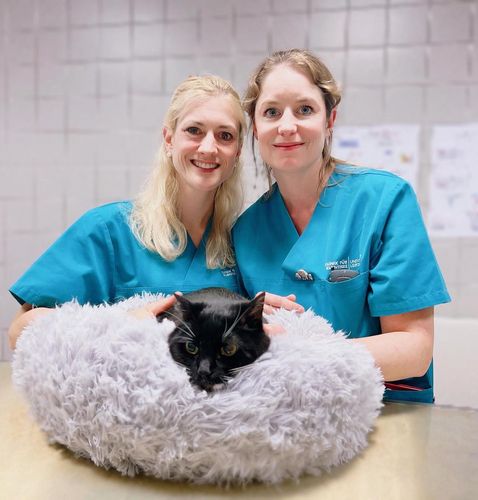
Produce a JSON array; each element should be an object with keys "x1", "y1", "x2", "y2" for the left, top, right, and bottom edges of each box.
[{"x1": 1, "y1": 362, "x2": 477, "y2": 500}]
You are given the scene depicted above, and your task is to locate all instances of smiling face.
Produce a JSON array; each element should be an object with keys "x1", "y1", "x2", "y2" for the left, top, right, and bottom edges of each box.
[
  {"x1": 163, "y1": 95, "x2": 241, "y2": 195},
  {"x1": 253, "y1": 64, "x2": 336, "y2": 180}
]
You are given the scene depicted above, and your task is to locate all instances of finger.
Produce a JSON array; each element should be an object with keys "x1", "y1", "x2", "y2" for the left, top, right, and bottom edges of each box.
[
  {"x1": 282, "y1": 299, "x2": 305, "y2": 313},
  {"x1": 263, "y1": 292, "x2": 285, "y2": 307},
  {"x1": 264, "y1": 292, "x2": 304, "y2": 312},
  {"x1": 148, "y1": 294, "x2": 177, "y2": 317},
  {"x1": 263, "y1": 323, "x2": 286, "y2": 336},
  {"x1": 263, "y1": 304, "x2": 275, "y2": 315}
]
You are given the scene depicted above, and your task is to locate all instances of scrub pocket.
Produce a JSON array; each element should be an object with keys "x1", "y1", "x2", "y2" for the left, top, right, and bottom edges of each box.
[{"x1": 320, "y1": 271, "x2": 370, "y2": 335}]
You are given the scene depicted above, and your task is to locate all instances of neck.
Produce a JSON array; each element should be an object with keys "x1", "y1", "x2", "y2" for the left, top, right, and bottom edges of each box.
[
  {"x1": 178, "y1": 188, "x2": 216, "y2": 246},
  {"x1": 274, "y1": 168, "x2": 330, "y2": 235}
]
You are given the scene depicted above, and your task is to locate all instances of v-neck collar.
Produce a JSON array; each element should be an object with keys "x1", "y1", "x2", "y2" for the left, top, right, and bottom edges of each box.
[
  {"x1": 272, "y1": 181, "x2": 337, "y2": 240},
  {"x1": 186, "y1": 217, "x2": 212, "y2": 252},
  {"x1": 271, "y1": 179, "x2": 344, "y2": 278}
]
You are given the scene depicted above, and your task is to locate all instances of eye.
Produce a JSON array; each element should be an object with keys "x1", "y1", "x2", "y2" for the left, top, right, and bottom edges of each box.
[
  {"x1": 185, "y1": 126, "x2": 201, "y2": 135},
  {"x1": 220, "y1": 343, "x2": 237, "y2": 357},
  {"x1": 219, "y1": 131, "x2": 234, "y2": 141},
  {"x1": 185, "y1": 342, "x2": 198, "y2": 355},
  {"x1": 298, "y1": 105, "x2": 313, "y2": 115},
  {"x1": 264, "y1": 108, "x2": 280, "y2": 118}
]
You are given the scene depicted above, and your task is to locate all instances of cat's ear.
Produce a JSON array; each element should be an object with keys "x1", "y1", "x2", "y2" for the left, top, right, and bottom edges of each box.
[
  {"x1": 174, "y1": 293, "x2": 190, "y2": 305},
  {"x1": 243, "y1": 292, "x2": 265, "y2": 326},
  {"x1": 174, "y1": 293, "x2": 204, "y2": 316},
  {"x1": 174, "y1": 293, "x2": 194, "y2": 311}
]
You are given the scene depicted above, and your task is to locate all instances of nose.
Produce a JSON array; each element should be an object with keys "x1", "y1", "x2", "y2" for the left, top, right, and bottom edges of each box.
[
  {"x1": 197, "y1": 358, "x2": 211, "y2": 377},
  {"x1": 277, "y1": 109, "x2": 297, "y2": 136},
  {"x1": 198, "y1": 131, "x2": 218, "y2": 155}
]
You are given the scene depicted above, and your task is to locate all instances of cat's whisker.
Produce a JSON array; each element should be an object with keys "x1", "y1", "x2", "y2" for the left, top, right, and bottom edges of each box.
[
  {"x1": 223, "y1": 306, "x2": 252, "y2": 340},
  {"x1": 228, "y1": 366, "x2": 244, "y2": 375},
  {"x1": 222, "y1": 307, "x2": 242, "y2": 340},
  {"x1": 174, "y1": 334, "x2": 193, "y2": 343},
  {"x1": 222, "y1": 317, "x2": 229, "y2": 338},
  {"x1": 162, "y1": 311, "x2": 196, "y2": 338},
  {"x1": 174, "y1": 325, "x2": 195, "y2": 340}
]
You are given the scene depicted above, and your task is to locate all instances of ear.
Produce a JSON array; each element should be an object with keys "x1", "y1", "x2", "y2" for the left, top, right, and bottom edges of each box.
[
  {"x1": 242, "y1": 292, "x2": 265, "y2": 326},
  {"x1": 327, "y1": 108, "x2": 337, "y2": 130},
  {"x1": 173, "y1": 293, "x2": 193, "y2": 311},
  {"x1": 174, "y1": 293, "x2": 204, "y2": 316},
  {"x1": 163, "y1": 126, "x2": 173, "y2": 154},
  {"x1": 174, "y1": 292, "x2": 188, "y2": 302}
]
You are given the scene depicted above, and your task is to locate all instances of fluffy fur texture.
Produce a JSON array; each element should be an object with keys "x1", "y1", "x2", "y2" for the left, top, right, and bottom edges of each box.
[{"x1": 12, "y1": 295, "x2": 384, "y2": 485}]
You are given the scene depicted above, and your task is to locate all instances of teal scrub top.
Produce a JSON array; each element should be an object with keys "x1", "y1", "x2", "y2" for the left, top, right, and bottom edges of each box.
[
  {"x1": 233, "y1": 166, "x2": 451, "y2": 404},
  {"x1": 10, "y1": 201, "x2": 241, "y2": 307}
]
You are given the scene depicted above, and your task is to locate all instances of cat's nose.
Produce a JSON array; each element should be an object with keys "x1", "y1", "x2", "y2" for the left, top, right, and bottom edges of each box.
[{"x1": 197, "y1": 358, "x2": 211, "y2": 376}]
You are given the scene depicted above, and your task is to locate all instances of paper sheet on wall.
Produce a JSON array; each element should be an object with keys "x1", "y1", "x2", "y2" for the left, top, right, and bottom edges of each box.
[
  {"x1": 332, "y1": 125, "x2": 420, "y2": 189},
  {"x1": 428, "y1": 124, "x2": 478, "y2": 237}
]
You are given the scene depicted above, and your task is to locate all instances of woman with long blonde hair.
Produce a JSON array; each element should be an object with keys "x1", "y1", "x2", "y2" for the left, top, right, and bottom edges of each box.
[{"x1": 8, "y1": 75, "x2": 248, "y2": 348}]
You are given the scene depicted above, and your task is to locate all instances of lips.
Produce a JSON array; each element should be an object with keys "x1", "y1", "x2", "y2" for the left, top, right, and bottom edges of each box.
[
  {"x1": 273, "y1": 142, "x2": 304, "y2": 151},
  {"x1": 191, "y1": 159, "x2": 220, "y2": 170}
]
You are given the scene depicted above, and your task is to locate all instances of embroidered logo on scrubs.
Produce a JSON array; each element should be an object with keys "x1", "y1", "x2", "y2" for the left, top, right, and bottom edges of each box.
[
  {"x1": 325, "y1": 256, "x2": 361, "y2": 271},
  {"x1": 221, "y1": 267, "x2": 237, "y2": 277}
]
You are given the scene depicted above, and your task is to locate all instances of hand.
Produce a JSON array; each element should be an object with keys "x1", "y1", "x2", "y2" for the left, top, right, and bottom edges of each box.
[
  {"x1": 263, "y1": 323, "x2": 286, "y2": 336},
  {"x1": 259, "y1": 292, "x2": 305, "y2": 315},
  {"x1": 128, "y1": 294, "x2": 178, "y2": 320},
  {"x1": 259, "y1": 291, "x2": 304, "y2": 336}
]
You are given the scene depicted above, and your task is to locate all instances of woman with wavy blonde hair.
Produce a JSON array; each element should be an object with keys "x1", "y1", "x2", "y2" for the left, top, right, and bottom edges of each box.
[
  {"x1": 8, "y1": 75, "x2": 249, "y2": 348},
  {"x1": 130, "y1": 75, "x2": 245, "y2": 269},
  {"x1": 234, "y1": 49, "x2": 450, "y2": 404}
]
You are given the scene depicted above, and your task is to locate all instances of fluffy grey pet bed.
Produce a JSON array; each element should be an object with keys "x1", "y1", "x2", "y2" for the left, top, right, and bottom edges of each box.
[{"x1": 12, "y1": 295, "x2": 384, "y2": 485}]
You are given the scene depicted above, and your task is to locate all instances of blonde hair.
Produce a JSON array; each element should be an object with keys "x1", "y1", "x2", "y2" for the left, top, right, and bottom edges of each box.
[
  {"x1": 243, "y1": 49, "x2": 342, "y2": 192},
  {"x1": 130, "y1": 75, "x2": 246, "y2": 269}
]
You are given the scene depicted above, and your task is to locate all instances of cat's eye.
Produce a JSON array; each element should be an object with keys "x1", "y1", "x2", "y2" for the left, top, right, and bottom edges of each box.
[
  {"x1": 185, "y1": 342, "x2": 198, "y2": 355},
  {"x1": 220, "y1": 343, "x2": 237, "y2": 357}
]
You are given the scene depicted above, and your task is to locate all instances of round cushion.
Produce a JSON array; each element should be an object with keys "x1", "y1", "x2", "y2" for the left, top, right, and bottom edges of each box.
[{"x1": 12, "y1": 296, "x2": 384, "y2": 484}]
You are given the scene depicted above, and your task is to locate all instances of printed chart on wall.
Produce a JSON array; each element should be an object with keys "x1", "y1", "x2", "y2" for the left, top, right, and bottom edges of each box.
[
  {"x1": 332, "y1": 125, "x2": 420, "y2": 189},
  {"x1": 428, "y1": 124, "x2": 478, "y2": 237}
]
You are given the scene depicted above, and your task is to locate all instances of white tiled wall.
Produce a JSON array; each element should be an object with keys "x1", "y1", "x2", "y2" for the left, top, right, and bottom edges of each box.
[{"x1": 1, "y1": 0, "x2": 477, "y2": 361}]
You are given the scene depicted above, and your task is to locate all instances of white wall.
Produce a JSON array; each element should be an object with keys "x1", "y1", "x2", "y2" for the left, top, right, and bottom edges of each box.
[
  {"x1": 434, "y1": 317, "x2": 478, "y2": 408},
  {"x1": 1, "y1": 0, "x2": 477, "y2": 404}
]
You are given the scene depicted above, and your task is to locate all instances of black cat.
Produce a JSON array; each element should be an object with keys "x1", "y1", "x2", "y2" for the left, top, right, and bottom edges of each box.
[{"x1": 157, "y1": 287, "x2": 270, "y2": 392}]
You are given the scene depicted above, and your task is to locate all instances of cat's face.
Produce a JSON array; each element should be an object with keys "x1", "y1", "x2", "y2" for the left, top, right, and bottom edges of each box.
[{"x1": 163, "y1": 291, "x2": 269, "y2": 392}]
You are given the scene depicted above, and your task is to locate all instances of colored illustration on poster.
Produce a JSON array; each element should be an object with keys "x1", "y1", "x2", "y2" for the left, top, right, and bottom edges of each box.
[
  {"x1": 428, "y1": 124, "x2": 478, "y2": 237},
  {"x1": 332, "y1": 125, "x2": 420, "y2": 189}
]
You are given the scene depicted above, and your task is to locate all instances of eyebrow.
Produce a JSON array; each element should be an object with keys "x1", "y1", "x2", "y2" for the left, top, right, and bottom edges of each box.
[
  {"x1": 185, "y1": 120, "x2": 238, "y2": 131},
  {"x1": 259, "y1": 97, "x2": 321, "y2": 107}
]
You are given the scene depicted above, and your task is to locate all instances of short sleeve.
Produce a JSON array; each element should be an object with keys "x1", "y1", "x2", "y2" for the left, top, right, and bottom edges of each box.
[
  {"x1": 368, "y1": 181, "x2": 450, "y2": 316},
  {"x1": 9, "y1": 208, "x2": 115, "y2": 307}
]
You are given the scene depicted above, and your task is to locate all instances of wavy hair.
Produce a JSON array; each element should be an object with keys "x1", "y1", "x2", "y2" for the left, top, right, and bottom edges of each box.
[
  {"x1": 130, "y1": 75, "x2": 245, "y2": 269},
  {"x1": 243, "y1": 49, "x2": 343, "y2": 193}
]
